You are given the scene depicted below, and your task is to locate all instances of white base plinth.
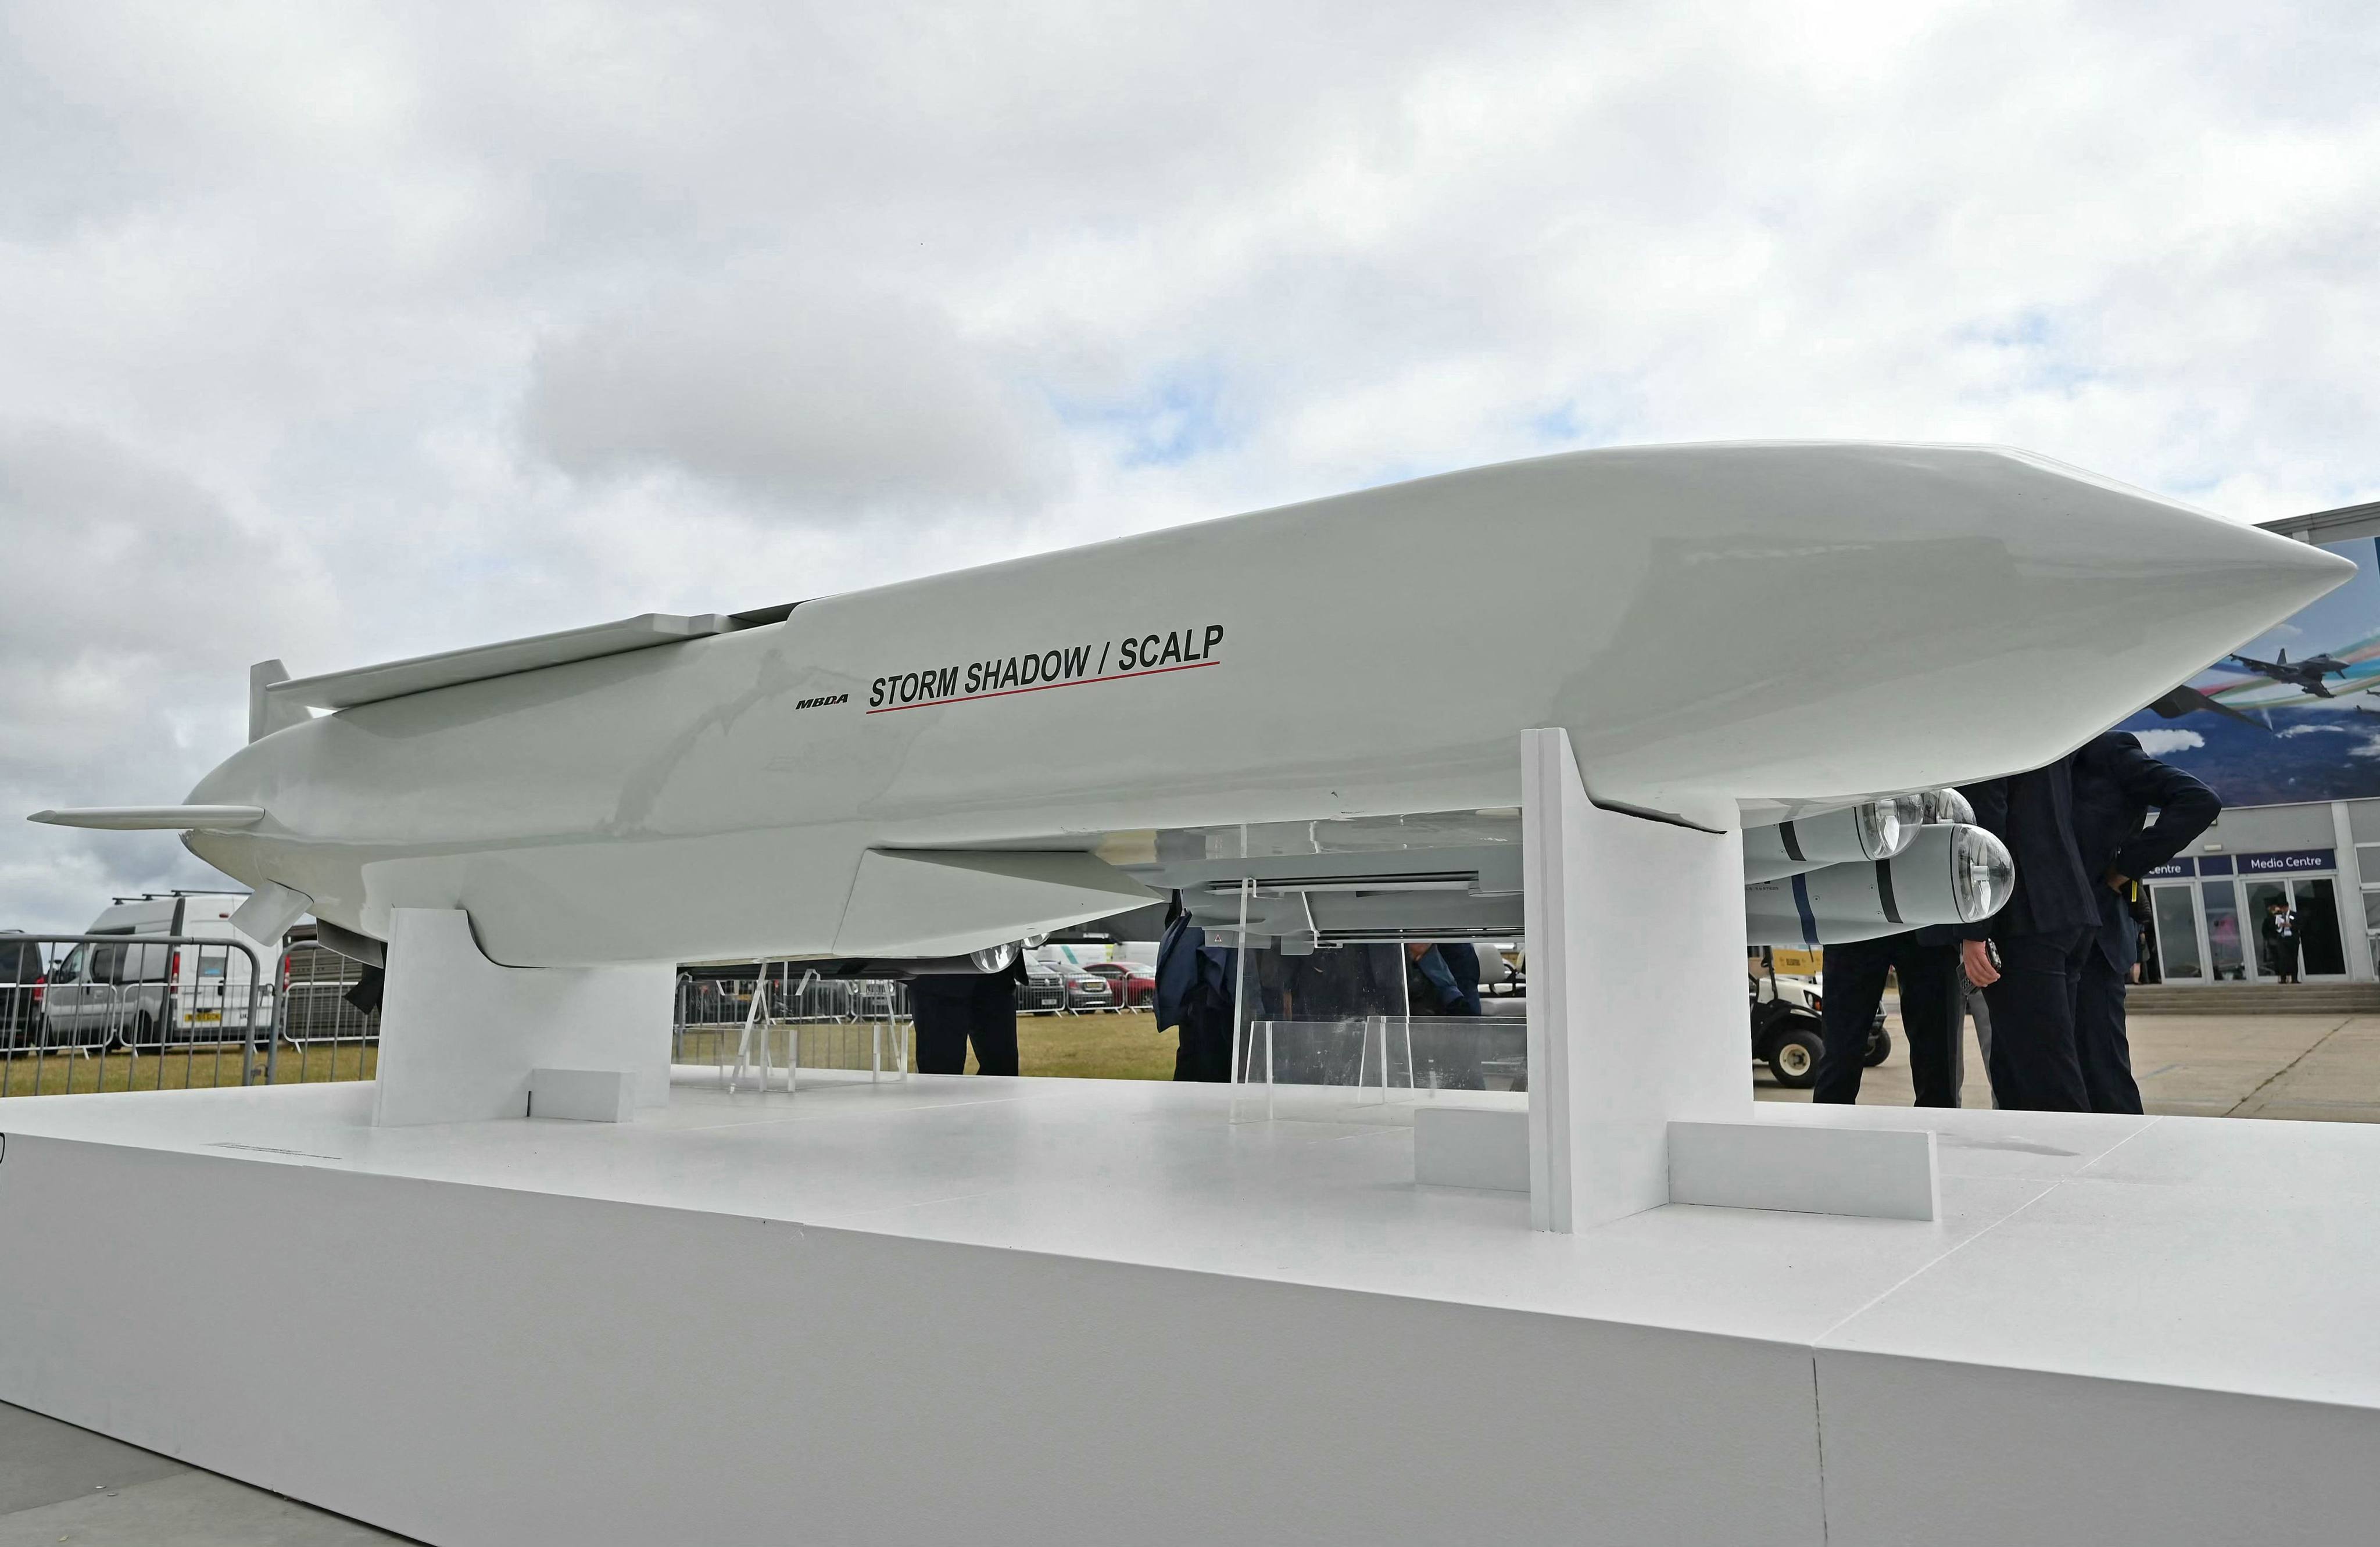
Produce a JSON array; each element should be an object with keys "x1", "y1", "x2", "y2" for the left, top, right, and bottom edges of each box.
[{"x1": 3, "y1": 1079, "x2": 2378, "y2": 1545}]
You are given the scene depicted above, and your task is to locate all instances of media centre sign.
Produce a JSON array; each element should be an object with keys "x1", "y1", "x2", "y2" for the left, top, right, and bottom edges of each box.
[{"x1": 2142, "y1": 848, "x2": 2336, "y2": 880}]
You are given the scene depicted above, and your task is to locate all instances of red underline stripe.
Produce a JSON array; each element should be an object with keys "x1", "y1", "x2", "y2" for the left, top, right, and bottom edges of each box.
[{"x1": 866, "y1": 658, "x2": 1219, "y2": 713}]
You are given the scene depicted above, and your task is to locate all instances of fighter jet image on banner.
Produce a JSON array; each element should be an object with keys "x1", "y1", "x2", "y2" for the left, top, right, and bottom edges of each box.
[
  {"x1": 29, "y1": 442, "x2": 2352, "y2": 969},
  {"x1": 2224, "y1": 646, "x2": 2353, "y2": 697}
]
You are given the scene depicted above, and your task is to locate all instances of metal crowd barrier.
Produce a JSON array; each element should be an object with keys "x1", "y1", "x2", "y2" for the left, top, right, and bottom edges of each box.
[
  {"x1": 674, "y1": 968, "x2": 912, "y2": 1090},
  {"x1": 0, "y1": 934, "x2": 268, "y2": 1098},
  {"x1": 673, "y1": 972, "x2": 907, "y2": 1033},
  {"x1": 0, "y1": 937, "x2": 1008, "y2": 1102},
  {"x1": 273, "y1": 937, "x2": 381, "y2": 1084}
]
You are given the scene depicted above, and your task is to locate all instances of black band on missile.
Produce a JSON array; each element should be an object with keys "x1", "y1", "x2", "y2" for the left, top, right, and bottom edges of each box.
[
  {"x1": 1791, "y1": 873, "x2": 1818, "y2": 948},
  {"x1": 1875, "y1": 858, "x2": 1901, "y2": 925},
  {"x1": 1778, "y1": 822, "x2": 1804, "y2": 862}
]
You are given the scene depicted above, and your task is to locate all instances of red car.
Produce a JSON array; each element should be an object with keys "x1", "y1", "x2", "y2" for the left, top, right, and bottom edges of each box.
[{"x1": 1082, "y1": 961, "x2": 1155, "y2": 1009}]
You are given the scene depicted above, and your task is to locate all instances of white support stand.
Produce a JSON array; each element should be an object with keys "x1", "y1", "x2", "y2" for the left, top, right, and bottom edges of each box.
[
  {"x1": 1518, "y1": 728, "x2": 1937, "y2": 1230},
  {"x1": 1522, "y1": 728, "x2": 1747, "y2": 1231},
  {"x1": 371, "y1": 908, "x2": 676, "y2": 1127}
]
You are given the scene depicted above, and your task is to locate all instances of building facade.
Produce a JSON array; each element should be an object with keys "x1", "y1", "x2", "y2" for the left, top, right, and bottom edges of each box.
[
  {"x1": 2134, "y1": 499, "x2": 2380, "y2": 986},
  {"x1": 2139, "y1": 796, "x2": 2377, "y2": 983}
]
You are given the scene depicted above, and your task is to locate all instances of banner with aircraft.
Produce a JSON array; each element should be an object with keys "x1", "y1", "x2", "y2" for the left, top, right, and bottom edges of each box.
[{"x1": 2115, "y1": 535, "x2": 2380, "y2": 807}]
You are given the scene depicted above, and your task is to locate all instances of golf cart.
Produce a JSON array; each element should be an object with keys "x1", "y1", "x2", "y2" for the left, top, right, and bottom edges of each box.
[{"x1": 1748, "y1": 947, "x2": 1889, "y2": 1089}]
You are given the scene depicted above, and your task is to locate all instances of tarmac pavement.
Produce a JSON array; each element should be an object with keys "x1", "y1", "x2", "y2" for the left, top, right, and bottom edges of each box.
[
  {"x1": 1759, "y1": 1009, "x2": 2380, "y2": 1120},
  {"x1": 0, "y1": 1399, "x2": 409, "y2": 1545}
]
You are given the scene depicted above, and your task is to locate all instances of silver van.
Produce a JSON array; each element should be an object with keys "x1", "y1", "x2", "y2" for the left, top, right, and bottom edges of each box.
[{"x1": 40, "y1": 893, "x2": 281, "y2": 1049}]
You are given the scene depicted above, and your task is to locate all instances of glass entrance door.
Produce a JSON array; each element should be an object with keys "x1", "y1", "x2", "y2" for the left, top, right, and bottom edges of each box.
[
  {"x1": 2240, "y1": 876, "x2": 2346, "y2": 980},
  {"x1": 2203, "y1": 880, "x2": 2247, "y2": 981},
  {"x1": 2244, "y1": 878, "x2": 2291, "y2": 977},
  {"x1": 2148, "y1": 884, "x2": 2204, "y2": 982},
  {"x1": 2297, "y1": 878, "x2": 2346, "y2": 976}
]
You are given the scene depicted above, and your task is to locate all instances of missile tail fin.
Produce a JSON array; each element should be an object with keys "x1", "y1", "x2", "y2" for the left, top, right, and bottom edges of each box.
[{"x1": 27, "y1": 805, "x2": 265, "y2": 830}]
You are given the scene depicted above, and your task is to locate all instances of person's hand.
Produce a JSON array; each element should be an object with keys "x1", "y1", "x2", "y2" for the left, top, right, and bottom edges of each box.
[
  {"x1": 1962, "y1": 938, "x2": 2000, "y2": 987},
  {"x1": 2104, "y1": 869, "x2": 2130, "y2": 891}
]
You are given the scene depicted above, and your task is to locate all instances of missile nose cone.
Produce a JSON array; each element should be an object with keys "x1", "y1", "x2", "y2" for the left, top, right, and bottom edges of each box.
[
  {"x1": 1991, "y1": 449, "x2": 2354, "y2": 690},
  {"x1": 1566, "y1": 443, "x2": 2360, "y2": 812}
]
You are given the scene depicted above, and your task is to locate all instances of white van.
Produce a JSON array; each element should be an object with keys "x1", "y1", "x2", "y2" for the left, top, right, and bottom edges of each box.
[{"x1": 41, "y1": 892, "x2": 282, "y2": 1048}]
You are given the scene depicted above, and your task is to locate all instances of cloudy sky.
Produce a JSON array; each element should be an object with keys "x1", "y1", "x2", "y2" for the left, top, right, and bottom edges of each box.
[{"x1": 3, "y1": 0, "x2": 2377, "y2": 929}]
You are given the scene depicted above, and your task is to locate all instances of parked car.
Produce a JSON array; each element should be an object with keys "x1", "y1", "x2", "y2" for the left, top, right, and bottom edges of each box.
[
  {"x1": 1018, "y1": 963, "x2": 1072, "y2": 1015},
  {"x1": 40, "y1": 893, "x2": 281, "y2": 1049},
  {"x1": 1019, "y1": 962, "x2": 1115, "y2": 1014},
  {"x1": 1, "y1": 932, "x2": 44, "y2": 1048},
  {"x1": 1060, "y1": 967, "x2": 1115, "y2": 1012},
  {"x1": 1080, "y1": 961, "x2": 1154, "y2": 1008}
]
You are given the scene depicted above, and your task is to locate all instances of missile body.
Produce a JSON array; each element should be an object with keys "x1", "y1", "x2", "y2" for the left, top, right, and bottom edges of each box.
[{"x1": 48, "y1": 442, "x2": 2343, "y2": 968}]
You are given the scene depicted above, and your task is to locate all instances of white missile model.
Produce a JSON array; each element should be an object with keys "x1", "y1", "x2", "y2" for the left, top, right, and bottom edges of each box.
[{"x1": 30, "y1": 442, "x2": 2350, "y2": 969}]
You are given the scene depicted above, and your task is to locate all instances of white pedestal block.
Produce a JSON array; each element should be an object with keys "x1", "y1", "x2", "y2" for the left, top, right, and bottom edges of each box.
[
  {"x1": 1413, "y1": 1104, "x2": 1531, "y2": 1191},
  {"x1": 1, "y1": 1082, "x2": 2377, "y2": 1545},
  {"x1": 1418, "y1": 1108, "x2": 1939, "y2": 1222},
  {"x1": 527, "y1": 1068, "x2": 637, "y2": 1123},
  {"x1": 1669, "y1": 1120, "x2": 1938, "y2": 1220},
  {"x1": 371, "y1": 907, "x2": 674, "y2": 1126}
]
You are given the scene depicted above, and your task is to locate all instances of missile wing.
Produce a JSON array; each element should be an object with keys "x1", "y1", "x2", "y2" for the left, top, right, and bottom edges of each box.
[{"x1": 29, "y1": 442, "x2": 2351, "y2": 968}]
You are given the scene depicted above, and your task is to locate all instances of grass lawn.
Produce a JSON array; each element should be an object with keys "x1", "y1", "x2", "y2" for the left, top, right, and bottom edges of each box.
[
  {"x1": 1014, "y1": 1010, "x2": 1176, "y2": 1079},
  {"x1": 0, "y1": 1011, "x2": 1178, "y2": 1099},
  {"x1": 0, "y1": 1040, "x2": 377, "y2": 1098},
  {"x1": 677, "y1": 1010, "x2": 1178, "y2": 1082}
]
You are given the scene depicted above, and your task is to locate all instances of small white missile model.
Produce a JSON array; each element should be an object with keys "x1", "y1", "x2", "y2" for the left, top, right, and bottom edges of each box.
[{"x1": 30, "y1": 442, "x2": 2350, "y2": 968}]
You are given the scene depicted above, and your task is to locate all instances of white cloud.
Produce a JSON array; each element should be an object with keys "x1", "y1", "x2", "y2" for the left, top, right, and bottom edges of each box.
[
  {"x1": 2135, "y1": 729, "x2": 2208, "y2": 757},
  {"x1": 0, "y1": 420, "x2": 332, "y2": 926},
  {"x1": 522, "y1": 278, "x2": 1065, "y2": 508},
  {"x1": 3, "y1": 0, "x2": 2379, "y2": 926},
  {"x1": 2277, "y1": 722, "x2": 2353, "y2": 737}
]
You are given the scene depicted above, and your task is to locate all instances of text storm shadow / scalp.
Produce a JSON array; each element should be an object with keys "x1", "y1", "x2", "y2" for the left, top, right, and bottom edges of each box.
[{"x1": 867, "y1": 625, "x2": 1225, "y2": 713}]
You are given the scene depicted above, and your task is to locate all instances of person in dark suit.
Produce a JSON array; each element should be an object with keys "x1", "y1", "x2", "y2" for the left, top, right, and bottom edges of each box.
[
  {"x1": 2261, "y1": 900, "x2": 2302, "y2": 984},
  {"x1": 1812, "y1": 926, "x2": 1964, "y2": 1106},
  {"x1": 1405, "y1": 944, "x2": 1483, "y2": 1016},
  {"x1": 2068, "y1": 731, "x2": 2219, "y2": 1113},
  {"x1": 910, "y1": 959, "x2": 1025, "y2": 1076},
  {"x1": 1157, "y1": 908, "x2": 1241, "y2": 1081},
  {"x1": 1440, "y1": 943, "x2": 1485, "y2": 1016},
  {"x1": 1957, "y1": 757, "x2": 2103, "y2": 1111}
]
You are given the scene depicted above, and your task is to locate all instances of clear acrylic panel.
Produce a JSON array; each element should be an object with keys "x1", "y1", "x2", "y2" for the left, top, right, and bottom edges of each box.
[{"x1": 1244, "y1": 1016, "x2": 1529, "y2": 1093}]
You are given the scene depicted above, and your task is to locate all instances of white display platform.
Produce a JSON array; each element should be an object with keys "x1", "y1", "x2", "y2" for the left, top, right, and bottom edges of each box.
[{"x1": 3, "y1": 1076, "x2": 2378, "y2": 1545}]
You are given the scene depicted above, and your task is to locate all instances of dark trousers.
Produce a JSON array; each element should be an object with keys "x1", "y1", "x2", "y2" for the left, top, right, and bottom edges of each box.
[
  {"x1": 1173, "y1": 1009, "x2": 1234, "y2": 1082},
  {"x1": 911, "y1": 975, "x2": 1019, "y2": 1076},
  {"x1": 1814, "y1": 932, "x2": 1964, "y2": 1107},
  {"x1": 2073, "y1": 949, "x2": 2142, "y2": 1115},
  {"x1": 1980, "y1": 929, "x2": 2092, "y2": 1112}
]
